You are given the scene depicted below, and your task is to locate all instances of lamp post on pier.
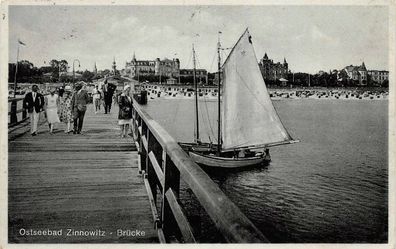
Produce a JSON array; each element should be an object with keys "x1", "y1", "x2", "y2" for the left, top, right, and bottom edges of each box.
[
  {"x1": 58, "y1": 64, "x2": 62, "y2": 87},
  {"x1": 73, "y1": 59, "x2": 81, "y2": 87},
  {"x1": 13, "y1": 39, "x2": 26, "y2": 98},
  {"x1": 293, "y1": 71, "x2": 294, "y2": 85}
]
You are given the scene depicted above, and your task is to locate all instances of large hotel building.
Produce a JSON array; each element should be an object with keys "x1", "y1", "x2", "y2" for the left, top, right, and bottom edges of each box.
[{"x1": 125, "y1": 53, "x2": 180, "y2": 78}]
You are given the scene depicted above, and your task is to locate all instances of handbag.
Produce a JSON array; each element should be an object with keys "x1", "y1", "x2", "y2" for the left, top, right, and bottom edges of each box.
[{"x1": 77, "y1": 104, "x2": 86, "y2": 111}]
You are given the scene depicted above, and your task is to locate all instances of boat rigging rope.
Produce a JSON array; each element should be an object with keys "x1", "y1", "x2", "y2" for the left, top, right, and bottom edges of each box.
[
  {"x1": 195, "y1": 54, "x2": 216, "y2": 143},
  {"x1": 209, "y1": 46, "x2": 217, "y2": 72},
  {"x1": 184, "y1": 49, "x2": 193, "y2": 69},
  {"x1": 170, "y1": 92, "x2": 182, "y2": 135},
  {"x1": 221, "y1": 50, "x2": 229, "y2": 63},
  {"x1": 203, "y1": 95, "x2": 216, "y2": 143}
]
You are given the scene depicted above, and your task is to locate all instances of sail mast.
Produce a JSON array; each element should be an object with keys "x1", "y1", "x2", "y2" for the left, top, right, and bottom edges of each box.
[
  {"x1": 193, "y1": 44, "x2": 200, "y2": 143},
  {"x1": 217, "y1": 33, "x2": 222, "y2": 156}
]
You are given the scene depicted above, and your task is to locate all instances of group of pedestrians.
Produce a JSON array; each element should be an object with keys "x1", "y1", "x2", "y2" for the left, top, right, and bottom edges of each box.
[
  {"x1": 102, "y1": 79, "x2": 116, "y2": 114},
  {"x1": 90, "y1": 78, "x2": 117, "y2": 114},
  {"x1": 22, "y1": 80, "x2": 133, "y2": 139},
  {"x1": 23, "y1": 82, "x2": 89, "y2": 135}
]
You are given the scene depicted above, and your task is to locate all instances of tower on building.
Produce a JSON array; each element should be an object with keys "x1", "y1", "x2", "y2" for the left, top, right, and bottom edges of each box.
[
  {"x1": 93, "y1": 62, "x2": 97, "y2": 75},
  {"x1": 112, "y1": 57, "x2": 117, "y2": 75},
  {"x1": 263, "y1": 53, "x2": 268, "y2": 60}
]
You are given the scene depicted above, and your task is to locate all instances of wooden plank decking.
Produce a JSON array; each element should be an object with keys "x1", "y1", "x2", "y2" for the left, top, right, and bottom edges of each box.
[{"x1": 8, "y1": 104, "x2": 159, "y2": 243}]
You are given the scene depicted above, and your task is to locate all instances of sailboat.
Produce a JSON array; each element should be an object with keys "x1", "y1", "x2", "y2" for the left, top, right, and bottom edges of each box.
[{"x1": 180, "y1": 28, "x2": 298, "y2": 168}]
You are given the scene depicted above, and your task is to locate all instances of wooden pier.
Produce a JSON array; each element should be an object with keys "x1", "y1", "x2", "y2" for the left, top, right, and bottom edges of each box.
[
  {"x1": 8, "y1": 99, "x2": 268, "y2": 243},
  {"x1": 8, "y1": 104, "x2": 158, "y2": 243}
]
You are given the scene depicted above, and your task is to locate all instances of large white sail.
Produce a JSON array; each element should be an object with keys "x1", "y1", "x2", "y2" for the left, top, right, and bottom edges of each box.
[{"x1": 221, "y1": 29, "x2": 294, "y2": 151}]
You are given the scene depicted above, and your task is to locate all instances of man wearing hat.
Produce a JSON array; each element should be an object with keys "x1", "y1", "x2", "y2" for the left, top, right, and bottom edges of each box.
[
  {"x1": 101, "y1": 78, "x2": 116, "y2": 114},
  {"x1": 58, "y1": 86, "x2": 65, "y2": 97},
  {"x1": 71, "y1": 82, "x2": 89, "y2": 134},
  {"x1": 23, "y1": 84, "x2": 45, "y2": 136}
]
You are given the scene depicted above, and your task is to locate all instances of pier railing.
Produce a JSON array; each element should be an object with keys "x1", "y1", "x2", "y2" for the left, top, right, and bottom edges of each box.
[
  {"x1": 8, "y1": 97, "x2": 27, "y2": 127},
  {"x1": 131, "y1": 99, "x2": 269, "y2": 243}
]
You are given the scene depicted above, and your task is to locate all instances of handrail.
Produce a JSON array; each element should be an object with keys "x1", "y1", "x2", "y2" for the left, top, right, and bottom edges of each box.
[
  {"x1": 8, "y1": 98, "x2": 27, "y2": 127},
  {"x1": 8, "y1": 94, "x2": 50, "y2": 127},
  {"x1": 8, "y1": 96, "x2": 25, "y2": 102},
  {"x1": 131, "y1": 99, "x2": 269, "y2": 243}
]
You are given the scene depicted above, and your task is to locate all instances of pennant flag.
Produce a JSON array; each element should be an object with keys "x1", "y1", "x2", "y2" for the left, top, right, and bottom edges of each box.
[
  {"x1": 18, "y1": 39, "x2": 26, "y2": 46},
  {"x1": 218, "y1": 31, "x2": 222, "y2": 34}
]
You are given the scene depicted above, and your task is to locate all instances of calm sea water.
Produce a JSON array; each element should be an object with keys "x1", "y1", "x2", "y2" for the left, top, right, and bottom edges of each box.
[{"x1": 141, "y1": 98, "x2": 388, "y2": 243}]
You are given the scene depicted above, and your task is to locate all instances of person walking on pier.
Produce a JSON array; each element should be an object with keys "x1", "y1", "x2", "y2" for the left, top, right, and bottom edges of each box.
[
  {"x1": 102, "y1": 79, "x2": 111, "y2": 114},
  {"x1": 102, "y1": 78, "x2": 116, "y2": 114},
  {"x1": 44, "y1": 88, "x2": 60, "y2": 134},
  {"x1": 59, "y1": 85, "x2": 73, "y2": 133},
  {"x1": 71, "y1": 82, "x2": 89, "y2": 134},
  {"x1": 23, "y1": 84, "x2": 45, "y2": 136},
  {"x1": 118, "y1": 85, "x2": 133, "y2": 138},
  {"x1": 58, "y1": 86, "x2": 64, "y2": 97},
  {"x1": 92, "y1": 85, "x2": 102, "y2": 114}
]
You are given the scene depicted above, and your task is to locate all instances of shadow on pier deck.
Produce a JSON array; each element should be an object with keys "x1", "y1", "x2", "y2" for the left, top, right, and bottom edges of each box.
[{"x1": 8, "y1": 104, "x2": 159, "y2": 243}]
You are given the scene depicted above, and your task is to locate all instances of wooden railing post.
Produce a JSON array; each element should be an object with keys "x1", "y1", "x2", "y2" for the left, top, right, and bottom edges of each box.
[
  {"x1": 137, "y1": 115, "x2": 143, "y2": 174},
  {"x1": 140, "y1": 120, "x2": 147, "y2": 176},
  {"x1": 161, "y1": 151, "x2": 181, "y2": 241},
  {"x1": 145, "y1": 128, "x2": 150, "y2": 173},
  {"x1": 10, "y1": 100, "x2": 17, "y2": 124},
  {"x1": 146, "y1": 129, "x2": 157, "y2": 204},
  {"x1": 22, "y1": 105, "x2": 27, "y2": 120},
  {"x1": 133, "y1": 99, "x2": 268, "y2": 243}
]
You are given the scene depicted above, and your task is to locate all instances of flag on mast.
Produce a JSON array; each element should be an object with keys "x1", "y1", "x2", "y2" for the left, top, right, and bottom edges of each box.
[{"x1": 18, "y1": 39, "x2": 26, "y2": 46}]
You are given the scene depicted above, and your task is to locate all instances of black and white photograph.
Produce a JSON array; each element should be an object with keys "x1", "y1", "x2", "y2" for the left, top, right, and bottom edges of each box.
[{"x1": 1, "y1": 0, "x2": 394, "y2": 246}]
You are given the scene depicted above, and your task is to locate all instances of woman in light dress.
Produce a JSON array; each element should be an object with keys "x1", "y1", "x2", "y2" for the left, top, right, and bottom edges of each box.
[
  {"x1": 59, "y1": 85, "x2": 73, "y2": 133},
  {"x1": 92, "y1": 85, "x2": 102, "y2": 113},
  {"x1": 44, "y1": 88, "x2": 60, "y2": 134},
  {"x1": 118, "y1": 85, "x2": 133, "y2": 138}
]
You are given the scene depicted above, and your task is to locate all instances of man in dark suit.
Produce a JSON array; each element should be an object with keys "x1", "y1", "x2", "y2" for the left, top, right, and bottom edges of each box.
[
  {"x1": 71, "y1": 82, "x2": 90, "y2": 134},
  {"x1": 23, "y1": 84, "x2": 45, "y2": 136},
  {"x1": 102, "y1": 78, "x2": 116, "y2": 114}
]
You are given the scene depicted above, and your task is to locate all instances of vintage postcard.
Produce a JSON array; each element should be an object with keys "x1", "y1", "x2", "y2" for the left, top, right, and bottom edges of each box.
[{"x1": 0, "y1": 0, "x2": 394, "y2": 248}]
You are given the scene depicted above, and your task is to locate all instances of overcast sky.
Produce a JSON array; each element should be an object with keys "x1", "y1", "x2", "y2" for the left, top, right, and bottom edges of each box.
[{"x1": 8, "y1": 5, "x2": 389, "y2": 73}]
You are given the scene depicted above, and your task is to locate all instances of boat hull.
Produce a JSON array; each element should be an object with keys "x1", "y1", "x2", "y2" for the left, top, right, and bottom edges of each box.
[{"x1": 189, "y1": 151, "x2": 269, "y2": 168}]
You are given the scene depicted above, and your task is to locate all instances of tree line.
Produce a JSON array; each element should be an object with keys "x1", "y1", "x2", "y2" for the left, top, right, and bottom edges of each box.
[
  {"x1": 9, "y1": 59, "x2": 388, "y2": 88},
  {"x1": 8, "y1": 59, "x2": 100, "y2": 84}
]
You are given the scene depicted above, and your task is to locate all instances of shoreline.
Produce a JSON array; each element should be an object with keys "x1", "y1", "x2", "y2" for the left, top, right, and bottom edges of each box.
[{"x1": 144, "y1": 87, "x2": 389, "y2": 101}]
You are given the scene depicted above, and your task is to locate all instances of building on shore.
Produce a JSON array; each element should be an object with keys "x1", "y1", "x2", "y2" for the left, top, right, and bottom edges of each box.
[
  {"x1": 340, "y1": 62, "x2": 368, "y2": 85},
  {"x1": 179, "y1": 69, "x2": 208, "y2": 84},
  {"x1": 112, "y1": 57, "x2": 119, "y2": 76},
  {"x1": 258, "y1": 53, "x2": 289, "y2": 81},
  {"x1": 336, "y1": 62, "x2": 388, "y2": 86},
  {"x1": 57, "y1": 72, "x2": 83, "y2": 81},
  {"x1": 125, "y1": 53, "x2": 180, "y2": 79},
  {"x1": 367, "y1": 70, "x2": 389, "y2": 86}
]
